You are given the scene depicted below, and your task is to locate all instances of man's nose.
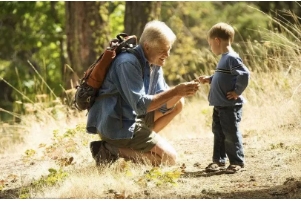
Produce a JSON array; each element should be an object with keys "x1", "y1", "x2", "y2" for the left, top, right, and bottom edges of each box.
[{"x1": 165, "y1": 50, "x2": 170, "y2": 57}]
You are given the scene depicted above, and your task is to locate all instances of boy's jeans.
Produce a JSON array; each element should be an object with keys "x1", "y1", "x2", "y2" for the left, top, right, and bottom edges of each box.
[{"x1": 212, "y1": 105, "x2": 245, "y2": 166}]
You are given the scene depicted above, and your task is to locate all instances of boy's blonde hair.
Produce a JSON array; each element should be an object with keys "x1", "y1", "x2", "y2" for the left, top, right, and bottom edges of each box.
[
  {"x1": 208, "y1": 22, "x2": 235, "y2": 42},
  {"x1": 139, "y1": 20, "x2": 176, "y2": 48}
]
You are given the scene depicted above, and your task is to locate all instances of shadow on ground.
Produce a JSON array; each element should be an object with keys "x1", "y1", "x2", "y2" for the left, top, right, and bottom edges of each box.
[
  {"x1": 0, "y1": 187, "x2": 23, "y2": 199},
  {"x1": 1, "y1": 177, "x2": 301, "y2": 199},
  {"x1": 179, "y1": 172, "x2": 301, "y2": 199}
]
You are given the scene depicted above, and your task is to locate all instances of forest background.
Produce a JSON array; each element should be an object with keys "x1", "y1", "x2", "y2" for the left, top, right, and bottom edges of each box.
[
  {"x1": 1, "y1": 1, "x2": 301, "y2": 199},
  {"x1": 0, "y1": 1, "x2": 299, "y2": 121}
]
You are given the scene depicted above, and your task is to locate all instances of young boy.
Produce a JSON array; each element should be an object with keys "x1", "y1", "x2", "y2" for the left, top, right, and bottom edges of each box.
[{"x1": 197, "y1": 22, "x2": 250, "y2": 174}]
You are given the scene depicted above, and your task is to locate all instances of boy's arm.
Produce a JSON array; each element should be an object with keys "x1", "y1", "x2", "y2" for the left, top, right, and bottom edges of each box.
[
  {"x1": 230, "y1": 58, "x2": 250, "y2": 97},
  {"x1": 195, "y1": 75, "x2": 213, "y2": 84}
]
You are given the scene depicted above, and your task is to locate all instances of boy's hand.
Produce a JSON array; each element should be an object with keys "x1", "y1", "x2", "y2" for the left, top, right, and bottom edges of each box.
[
  {"x1": 195, "y1": 76, "x2": 211, "y2": 84},
  {"x1": 227, "y1": 91, "x2": 239, "y2": 100}
]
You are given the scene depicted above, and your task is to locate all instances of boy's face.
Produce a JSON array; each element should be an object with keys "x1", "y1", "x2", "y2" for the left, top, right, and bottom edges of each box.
[
  {"x1": 208, "y1": 37, "x2": 221, "y2": 55},
  {"x1": 145, "y1": 42, "x2": 171, "y2": 66}
]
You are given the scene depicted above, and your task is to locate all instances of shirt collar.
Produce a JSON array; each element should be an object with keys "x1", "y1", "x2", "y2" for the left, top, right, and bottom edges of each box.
[{"x1": 135, "y1": 45, "x2": 160, "y2": 69}]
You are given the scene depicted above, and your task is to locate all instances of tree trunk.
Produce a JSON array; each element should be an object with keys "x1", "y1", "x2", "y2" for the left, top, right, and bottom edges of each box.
[
  {"x1": 50, "y1": 2, "x2": 66, "y2": 87},
  {"x1": 65, "y1": 1, "x2": 109, "y2": 89},
  {"x1": 124, "y1": 1, "x2": 161, "y2": 37}
]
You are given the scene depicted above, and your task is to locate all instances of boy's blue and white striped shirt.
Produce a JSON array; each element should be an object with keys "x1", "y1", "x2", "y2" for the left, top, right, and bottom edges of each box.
[{"x1": 209, "y1": 51, "x2": 250, "y2": 106}]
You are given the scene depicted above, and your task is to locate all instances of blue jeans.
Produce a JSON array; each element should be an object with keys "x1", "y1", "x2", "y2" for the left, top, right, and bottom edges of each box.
[{"x1": 212, "y1": 105, "x2": 244, "y2": 166}]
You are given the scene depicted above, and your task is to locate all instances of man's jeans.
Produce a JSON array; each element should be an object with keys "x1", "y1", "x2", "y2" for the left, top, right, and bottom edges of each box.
[{"x1": 212, "y1": 105, "x2": 245, "y2": 166}]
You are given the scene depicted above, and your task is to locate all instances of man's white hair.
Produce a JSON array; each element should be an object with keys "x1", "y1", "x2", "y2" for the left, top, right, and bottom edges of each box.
[{"x1": 139, "y1": 20, "x2": 176, "y2": 47}]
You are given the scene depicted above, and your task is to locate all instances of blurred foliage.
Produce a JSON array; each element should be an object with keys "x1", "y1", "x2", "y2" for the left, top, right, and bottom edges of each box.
[
  {"x1": 0, "y1": 1, "x2": 65, "y2": 89},
  {"x1": 0, "y1": 2, "x2": 65, "y2": 119},
  {"x1": 0, "y1": 1, "x2": 125, "y2": 121},
  {"x1": 108, "y1": 2, "x2": 125, "y2": 38},
  {"x1": 161, "y1": 2, "x2": 271, "y2": 83},
  {"x1": 0, "y1": 1, "x2": 300, "y2": 121}
]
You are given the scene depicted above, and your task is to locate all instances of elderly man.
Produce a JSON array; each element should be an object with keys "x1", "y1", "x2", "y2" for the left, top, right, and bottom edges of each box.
[{"x1": 87, "y1": 20, "x2": 199, "y2": 166}]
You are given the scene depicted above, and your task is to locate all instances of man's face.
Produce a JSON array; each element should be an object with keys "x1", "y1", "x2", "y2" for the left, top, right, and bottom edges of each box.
[{"x1": 145, "y1": 42, "x2": 171, "y2": 66}]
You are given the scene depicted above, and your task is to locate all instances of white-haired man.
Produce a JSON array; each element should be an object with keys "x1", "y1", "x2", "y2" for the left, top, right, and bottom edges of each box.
[{"x1": 87, "y1": 20, "x2": 200, "y2": 166}]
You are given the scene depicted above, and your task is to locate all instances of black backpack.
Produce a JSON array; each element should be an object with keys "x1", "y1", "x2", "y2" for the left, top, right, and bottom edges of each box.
[{"x1": 74, "y1": 33, "x2": 143, "y2": 111}]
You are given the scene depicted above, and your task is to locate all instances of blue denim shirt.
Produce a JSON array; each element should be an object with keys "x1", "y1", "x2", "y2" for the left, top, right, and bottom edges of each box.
[
  {"x1": 209, "y1": 51, "x2": 250, "y2": 106},
  {"x1": 86, "y1": 45, "x2": 170, "y2": 139}
]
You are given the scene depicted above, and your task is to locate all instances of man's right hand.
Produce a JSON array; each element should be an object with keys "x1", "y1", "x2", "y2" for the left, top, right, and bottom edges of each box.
[
  {"x1": 148, "y1": 81, "x2": 199, "y2": 112},
  {"x1": 175, "y1": 81, "x2": 200, "y2": 96}
]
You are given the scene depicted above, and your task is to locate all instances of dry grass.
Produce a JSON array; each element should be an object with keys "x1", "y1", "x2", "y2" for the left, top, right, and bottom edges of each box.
[{"x1": 0, "y1": 67, "x2": 301, "y2": 198}]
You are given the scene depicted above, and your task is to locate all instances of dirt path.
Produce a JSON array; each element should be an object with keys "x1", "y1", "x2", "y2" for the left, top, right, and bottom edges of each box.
[
  {"x1": 1, "y1": 135, "x2": 301, "y2": 198},
  {"x1": 171, "y1": 138, "x2": 301, "y2": 199}
]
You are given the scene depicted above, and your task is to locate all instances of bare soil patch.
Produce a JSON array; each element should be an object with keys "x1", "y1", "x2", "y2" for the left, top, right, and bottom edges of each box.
[{"x1": 1, "y1": 125, "x2": 301, "y2": 199}]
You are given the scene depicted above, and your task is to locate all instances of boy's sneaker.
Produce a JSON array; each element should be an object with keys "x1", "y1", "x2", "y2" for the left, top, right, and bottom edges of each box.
[
  {"x1": 90, "y1": 141, "x2": 118, "y2": 166},
  {"x1": 205, "y1": 162, "x2": 226, "y2": 172}
]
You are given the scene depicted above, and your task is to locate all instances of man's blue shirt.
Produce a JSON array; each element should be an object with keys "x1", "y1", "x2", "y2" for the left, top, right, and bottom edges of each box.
[
  {"x1": 209, "y1": 51, "x2": 250, "y2": 106},
  {"x1": 86, "y1": 45, "x2": 169, "y2": 139}
]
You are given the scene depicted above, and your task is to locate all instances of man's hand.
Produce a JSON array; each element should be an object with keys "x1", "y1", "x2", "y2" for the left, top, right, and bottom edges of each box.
[
  {"x1": 227, "y1": 91, "x2": 239, "y2": 100},
  {"x1": 195, "y1": 76, "x2": 211, "y2": 84},
  {"x1": 175, "y1": 81, "x2": 200, "y2": 97}
]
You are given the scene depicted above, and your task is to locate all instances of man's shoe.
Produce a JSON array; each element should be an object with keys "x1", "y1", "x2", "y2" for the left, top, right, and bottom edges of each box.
[
  {"x1": 90, "y1": 141, "x2": 102, "y2": 159},
  {"x1": 90, "y1": 141, "x2": 118, "y2": 166}
]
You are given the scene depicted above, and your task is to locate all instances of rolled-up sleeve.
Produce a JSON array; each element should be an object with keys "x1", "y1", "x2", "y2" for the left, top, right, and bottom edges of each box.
[
  {"x1": 154, "y1": 67, "x2": 169, "y2": 93},
  {"x1": 154, "y1": 67, "x2": 173, "y2": 113},
  {"x1": 114, "y1": 59, "x2": 153, "y2": 116}
]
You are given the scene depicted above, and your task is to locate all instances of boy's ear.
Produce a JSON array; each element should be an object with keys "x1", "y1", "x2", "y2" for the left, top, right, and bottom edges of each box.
[{"x1": 214, "y1": 37, "x2": 221, "y2": 45}]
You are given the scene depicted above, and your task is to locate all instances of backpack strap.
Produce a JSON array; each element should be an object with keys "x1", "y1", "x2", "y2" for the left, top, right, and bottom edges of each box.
[
  {"x1": 94, "y1": 49, "x2": 144, "y2": 102},
  {"x1": 125, "y1": 48, "x2": 144, "y2": 78}
]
